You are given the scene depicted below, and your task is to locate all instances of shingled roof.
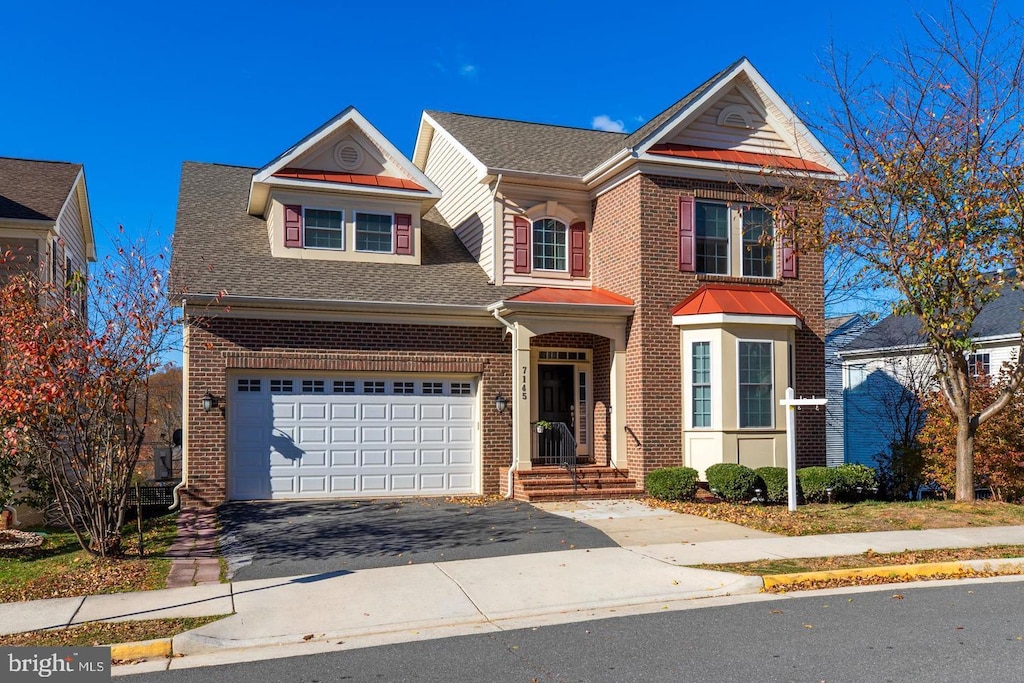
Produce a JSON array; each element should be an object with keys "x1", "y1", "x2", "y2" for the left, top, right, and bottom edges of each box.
[
  {"x1": 424, "y1": 111, "x2": 626, "y2": 178},
  {"x1": 170, "y1": 162, "x2": 531, "y2": 307},
  {"x1": 842, "y1": 282, "x2": 1024, "y2": 353},
  {"x1": 0, "y1": 157, "x2": 82, "y2": 222}
]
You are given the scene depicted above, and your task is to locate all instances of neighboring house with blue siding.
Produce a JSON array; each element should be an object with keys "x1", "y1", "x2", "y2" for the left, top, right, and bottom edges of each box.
[
  {"x1": 824, "y1": 314, "x2": 872, "y2": 466},
  {"x1": 838, "y1": 283, "x2": 1024, "y2": 467}
]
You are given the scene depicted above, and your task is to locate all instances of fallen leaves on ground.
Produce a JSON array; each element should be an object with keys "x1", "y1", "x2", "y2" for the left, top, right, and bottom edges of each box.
[
  {"x1": 764, "y1": 567, "x2": 1015, "y2": 593},
  {"x1": 0, "y1": 557, "x2": 151, "y2": 603},
  {"x1": 443, "y1": 495, "x2": 504, "y2": 507},
  {"x1": 645, "y1": 498, "x2": 1024, "y2": 536},
  {"x1": 0, "y1": 616, "x2": 227, "y2": 648}
]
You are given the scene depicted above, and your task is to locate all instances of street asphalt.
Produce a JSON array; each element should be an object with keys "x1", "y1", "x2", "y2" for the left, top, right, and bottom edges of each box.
[{"x1": 217, "y1": 498, "x2": 619, "y2": 580}]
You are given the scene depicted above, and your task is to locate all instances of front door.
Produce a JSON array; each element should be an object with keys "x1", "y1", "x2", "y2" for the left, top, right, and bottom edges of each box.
[{"x1": 537, "y1": 364, "x2": 574, "y2": 464}]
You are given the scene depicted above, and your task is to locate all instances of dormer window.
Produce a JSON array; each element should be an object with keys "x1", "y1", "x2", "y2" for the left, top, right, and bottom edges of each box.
[
  {"x1": 304, "y1": 208, "x2": 344, "y2": 249},
  {"x1": 532, "y1": 218, "x2": 568, "y2": 271},
  {"x1": 356, "y1": 212, "x2": 393, "y2": 253}
]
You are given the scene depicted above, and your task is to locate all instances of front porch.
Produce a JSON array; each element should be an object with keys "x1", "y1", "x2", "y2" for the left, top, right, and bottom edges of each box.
[{"x1": 488, "y1": 289, "x2": 640, "y2": 501}]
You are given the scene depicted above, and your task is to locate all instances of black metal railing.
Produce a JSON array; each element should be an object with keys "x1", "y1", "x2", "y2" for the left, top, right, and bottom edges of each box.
[{"x1": 532, "y1": 422, "x2": 580, "y2": 493}]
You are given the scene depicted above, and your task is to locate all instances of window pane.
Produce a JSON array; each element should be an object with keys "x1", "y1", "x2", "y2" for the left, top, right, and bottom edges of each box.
[
  {"x1": 532, "y1": 218, "x2": 567, "y2": 271},
  {"x1": 692, "y1": 341, "x2": 711, "y2": 427},
  {"x1": 355, "y1": 213, "x2": 393, "y2": 252},
  {"x1": 742, "y1": 207, "x2": 774, "y2": 277},
  {"x1": 304, "y1": 209, "x2": 344, "y2": 249},
  {"x1": 739, "y1": 341, "x2": 772, "y2": 428},
  {"x1": 696, "y1": 202, "x2": 729, "y2": 274}
]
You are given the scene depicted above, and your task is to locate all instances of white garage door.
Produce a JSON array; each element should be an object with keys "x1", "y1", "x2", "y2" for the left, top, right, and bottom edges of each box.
[{"x1": 228, "y1": 375, "x2": 478, "y2": 500}]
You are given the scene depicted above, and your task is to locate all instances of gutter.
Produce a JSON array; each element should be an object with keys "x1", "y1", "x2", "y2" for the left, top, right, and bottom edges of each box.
[
  {"x1": 183, "y1": 293, "x2": 497, "y2": 318},
  {"x1": 170, "y1": 297, "x2": 187, "y2": 511},
  {"x1": 491, "y1": 309, "x2": 518, "y2": 499}
]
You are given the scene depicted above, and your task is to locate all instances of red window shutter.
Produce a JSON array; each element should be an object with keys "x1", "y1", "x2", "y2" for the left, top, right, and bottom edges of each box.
[
  {"x1": 569, "y1": 221, "x2": 587, "y2": 277},
  {"x1": 678, "y1": 196, "x2": 695, "y2": 272},
  {"x1": 284, "y1": 205, "x2": 303, "y2": 248},
  {"x1": 513, "y1": 216, "x2": 530, "y2": 273},
  {"x1": 780, "y1": 205, "x2": 798, "y2": 278},
  {"x1": 395, "y1": 213, "x2": 413, "y2": 255}
]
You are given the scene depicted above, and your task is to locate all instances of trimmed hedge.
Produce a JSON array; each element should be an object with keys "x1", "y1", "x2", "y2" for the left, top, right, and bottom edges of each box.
[
  {"x1": 706, "y1": 463, "x2": 759, "y2": 502},
  {"x1": 754, "y1": 466, "x2": 795, "y2": 504},
  {"x1": 645, "y1": 467, "x2": 699, "y2": 501},
  {"x1": 798, "y1": 465, "x2": 878, "y2": 502}
]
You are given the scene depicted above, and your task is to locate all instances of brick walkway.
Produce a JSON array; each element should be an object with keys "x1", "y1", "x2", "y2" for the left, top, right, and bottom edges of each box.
[{"x1": 165, "y1": 509, "x2": 221, "y2": 588}]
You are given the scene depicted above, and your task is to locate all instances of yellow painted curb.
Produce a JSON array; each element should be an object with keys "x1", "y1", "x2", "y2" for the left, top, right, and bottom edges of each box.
[
  {"x1": 109, "y1": 637, "x2": 172, "y2": 662},
  {"x1": 763, "y1": 560, "x2": 984, "y2": 589}
]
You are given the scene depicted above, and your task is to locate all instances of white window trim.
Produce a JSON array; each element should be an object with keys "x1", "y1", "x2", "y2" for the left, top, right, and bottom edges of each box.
[
  {"x1": 302, "y1": 207, "x2": 345, "y2": 251},
  {"x1": 736, "y1": 338, "x2": 775, "y2": 430},
  {"x1": 354, "y1": 211, "x2": 396, "y2": 254},
  {"x1": 690, "y1": 339, "x2": 714, "y2": 430},
  {"x1": 531, "y1": 216, "x2": 570, "y2": 273},
  {"x1": 740, "y1": 206, "x2": 776, "y2": 279},
  {"x1": 695, "y1": 200, "x2": 732, "y2": 276}
]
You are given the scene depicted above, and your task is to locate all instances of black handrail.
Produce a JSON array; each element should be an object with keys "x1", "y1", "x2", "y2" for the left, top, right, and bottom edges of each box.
[{"x1": 532, "y1": 422, "x2": 580, "y2": 493}]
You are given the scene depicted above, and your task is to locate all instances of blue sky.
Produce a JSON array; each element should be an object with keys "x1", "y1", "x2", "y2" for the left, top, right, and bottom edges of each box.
[{"x1": 2, "y1": 0, "x2": 1016, "y2": 285}]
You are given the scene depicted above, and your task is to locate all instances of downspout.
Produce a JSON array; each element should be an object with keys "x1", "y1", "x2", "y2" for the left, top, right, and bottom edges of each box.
[
  {"x1": 491, "y1": 307, "x2": 518, "y2": 498},
  {"x1": 169, "y1": 298, "x2": 187, "y2": 511}
]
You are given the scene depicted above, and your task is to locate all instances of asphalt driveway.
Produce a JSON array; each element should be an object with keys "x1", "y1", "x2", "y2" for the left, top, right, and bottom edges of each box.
[{"x1": 217, "y1": 498, "x2": 618, "y2": 581}]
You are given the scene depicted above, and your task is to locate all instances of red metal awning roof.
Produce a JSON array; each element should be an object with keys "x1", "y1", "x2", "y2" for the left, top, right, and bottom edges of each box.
[
  {"x1": 648, "y1": 144, "x2": 835, "y2": 174},
  {"x1": 508, "y1": 287, "x2": 634, "y2": 306},
  {"x1": 273, "y1": 168, "x2": 428, "y2": 191},
  {"x1": 672, "y1": 284, "x2": 803, "y2": 320}
]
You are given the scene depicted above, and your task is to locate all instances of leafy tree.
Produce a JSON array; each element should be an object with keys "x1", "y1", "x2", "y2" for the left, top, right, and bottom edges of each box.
[
  {"x1": 814, "y1": 2, "x2": 1024, "y2": 500},
  {"x1": 919, "y1": 368, "x2": 1024, "y2": 502},
  {"x1": 0, "y1": 232, "x2": 177, "y2": 556}
]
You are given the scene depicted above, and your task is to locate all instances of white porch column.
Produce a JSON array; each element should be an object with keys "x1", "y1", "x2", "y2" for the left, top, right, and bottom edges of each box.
[
  {"x1": 609, "y1": 329, "x2": 628, "y2": 469},
  {"x1": 512, "y1": 324, "x2": 535, "y2": 471}
]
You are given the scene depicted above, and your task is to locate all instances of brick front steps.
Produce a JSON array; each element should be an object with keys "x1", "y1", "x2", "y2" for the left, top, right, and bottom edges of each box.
[{"x1": 513, "y1": 466, "x2": 641, "y2": 502}]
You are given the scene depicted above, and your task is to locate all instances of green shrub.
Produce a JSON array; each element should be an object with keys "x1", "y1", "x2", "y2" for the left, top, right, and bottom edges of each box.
[
  {"x1": 754, "y1": 466, "x2": 796, "y2": 504},
  {"x1": 645, "y1": 467, "x2": 699, "y2": 501},
  {"x1": 797, "y1": 466, "x2": 843, "y2": 503},
  {"x1": 835, "y1": 464, "x2": 877, "y2": 497},
  {"x1": 706, "y1": 463, "x2": 759, "y2": 502}
]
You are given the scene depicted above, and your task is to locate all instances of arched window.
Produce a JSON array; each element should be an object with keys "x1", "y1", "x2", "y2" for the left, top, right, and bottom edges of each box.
[{"x1": 532, "y1": 218, "x2": 567, "y2": 271}]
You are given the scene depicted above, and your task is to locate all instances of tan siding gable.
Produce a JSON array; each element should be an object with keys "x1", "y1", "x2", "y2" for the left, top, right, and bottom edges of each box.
[
  {"x1": 56, "y1": 186, "x2": 88, "y2": 279},
  {"x1": 668, "y1": 86, "x2": 794, "y2": 156},
  {"x1": 423, "y1": 131, "x2": 493, "y2": 279},
  {"x1": 292, "y1": 123, "x2": 415, "y2": 182}
]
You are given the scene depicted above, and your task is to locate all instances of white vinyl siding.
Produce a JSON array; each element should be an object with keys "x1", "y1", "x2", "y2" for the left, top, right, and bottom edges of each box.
[
  {"x1": 422, "y1": 131, "x2": 493, "y2": 278},
  {"x1": 55, "y1": 186, "x2": 89, "y2": 282},
  {"x1": 668, "y1": 86, "x2": 791, "y2": 156}
]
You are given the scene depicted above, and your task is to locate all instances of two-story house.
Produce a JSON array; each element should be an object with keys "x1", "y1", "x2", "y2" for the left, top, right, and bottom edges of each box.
[
  {"x1": 171, "y1": 58, "x2": 843, "y2": 507},
  {"x1": 0, "y1": 157, "x2": 95, "y2": 304}
]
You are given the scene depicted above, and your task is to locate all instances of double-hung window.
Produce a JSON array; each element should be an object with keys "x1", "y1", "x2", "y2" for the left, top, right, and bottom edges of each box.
[
  {"x1": 355, "y1": 212, "x2": 393, "y2": 253},
  {"x1": 692, "y1": 341, "x2": 712, "y2": 427},
  {"x1": 304, "y1": 208, "x2": 344, "y2": 249},
  {"x1": 742, "y1": 207, "x2": 774, "y2": 278},
  {"x1": 532, "y1": 218, "x2": 567, "y2": 271},
  {"x1": 968, "y1": 353, "x2": 990, "y2": 378},
  {"x1": 695, "y1": 202, "x2": 729, "y2": 275},
  {"x1": 738, "y1": 341, "x2": 773, "y2": 428}
]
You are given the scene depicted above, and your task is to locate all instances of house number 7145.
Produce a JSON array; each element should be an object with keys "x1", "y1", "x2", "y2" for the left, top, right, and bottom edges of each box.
[{"x1": 520, "y1": 365, "x2": 528, "y2": 400}]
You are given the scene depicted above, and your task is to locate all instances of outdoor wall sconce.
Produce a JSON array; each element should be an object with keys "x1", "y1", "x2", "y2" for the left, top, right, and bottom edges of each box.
[
  {"x1": 200, "y1": 391, "x2": 223, "y2": 413},
  {"x1": 494, "y1": 393, "x2": 508, "y2": 413}
]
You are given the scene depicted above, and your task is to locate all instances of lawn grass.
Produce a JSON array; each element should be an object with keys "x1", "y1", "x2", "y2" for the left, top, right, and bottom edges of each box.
[
  {"x1": 0, "y1": 513, "x2": 179, "y2": 603},
  {"x1": 0, "y1": 615, "x2": 228, "y2": 648},
  {"x1": 695, "y1": 544, "x2": 1024, "y2": 576},
  {"x1": 645, "y1": 498, "x2": 1024, "y2": 536}
]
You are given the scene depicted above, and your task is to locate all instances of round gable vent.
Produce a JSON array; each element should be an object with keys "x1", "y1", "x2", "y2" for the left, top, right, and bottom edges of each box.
[{"x1": 334, "y1": 142, "x2": 363, "y2": 171}]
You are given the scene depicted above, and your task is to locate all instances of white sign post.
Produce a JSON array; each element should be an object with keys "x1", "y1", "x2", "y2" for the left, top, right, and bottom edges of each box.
[{"x1": 779, "y1": 387, "x2": 827, "y2": 512}]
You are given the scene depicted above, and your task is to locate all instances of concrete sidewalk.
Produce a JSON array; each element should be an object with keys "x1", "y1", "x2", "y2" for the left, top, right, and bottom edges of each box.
[{"x1": 3, "y1": 521, "x2": 1024, "y2": 675}]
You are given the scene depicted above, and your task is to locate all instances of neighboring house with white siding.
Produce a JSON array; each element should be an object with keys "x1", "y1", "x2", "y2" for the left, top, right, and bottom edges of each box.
[
  {"x1": 0, "y1": 157, "x2": 96, "y2": 311},
  {"x1": 824, "y1": 314, "x2": 872, "y2": 466},
  {"x1": 838, "y1": 284, "x2": 1024, "y2": 467}
]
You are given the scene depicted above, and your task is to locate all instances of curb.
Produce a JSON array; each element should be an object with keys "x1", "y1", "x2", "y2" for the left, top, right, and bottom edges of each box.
[
  {"x1": 109, "y1": 637, "x2": 171, "y2": 662},
  {"x1": 762, "y1": 557, "x2": 1024, "y2": 590}
]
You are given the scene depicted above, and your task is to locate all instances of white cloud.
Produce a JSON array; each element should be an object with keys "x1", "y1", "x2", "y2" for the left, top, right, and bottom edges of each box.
[
  {"x1": 592, "y1": 115, "x2": 626, "y2": 132},
  {"x1": 459, "y1": 64, "x2": 478, "y2": 77}
]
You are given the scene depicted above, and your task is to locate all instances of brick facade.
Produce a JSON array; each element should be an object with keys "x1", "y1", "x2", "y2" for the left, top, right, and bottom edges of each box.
[
  {"x1": 591, "y1": 173, "x2": 826, "y2": 488},
  {"x1": 184, "y1": 316, "x2": 514, "y2": 507}
]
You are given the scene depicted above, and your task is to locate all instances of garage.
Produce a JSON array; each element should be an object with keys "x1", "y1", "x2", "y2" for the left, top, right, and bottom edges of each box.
[{"x1": 227, "y1": 374, "x2": 478, "y2": 500}]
